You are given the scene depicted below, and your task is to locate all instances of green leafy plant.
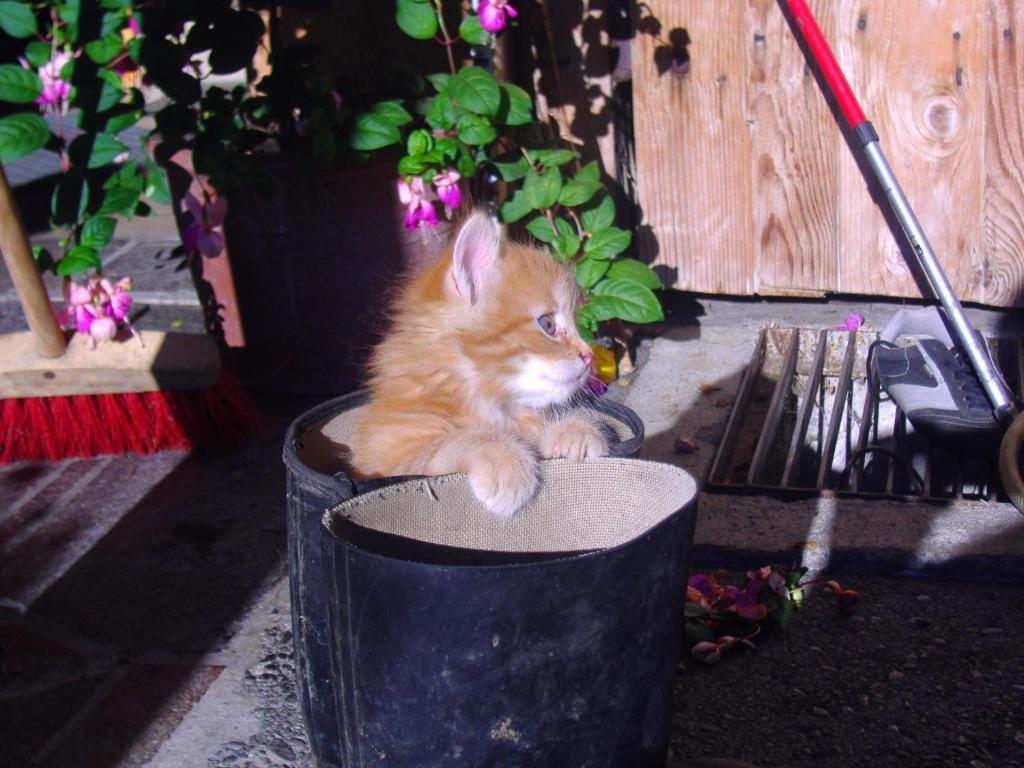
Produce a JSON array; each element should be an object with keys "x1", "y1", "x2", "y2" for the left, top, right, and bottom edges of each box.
[
  {"x1": 0, "y1": 0, "x2": 169, "y2": 278},
  {"x1": 346, "y1": 0, "x2": 665, "y2": 342}
]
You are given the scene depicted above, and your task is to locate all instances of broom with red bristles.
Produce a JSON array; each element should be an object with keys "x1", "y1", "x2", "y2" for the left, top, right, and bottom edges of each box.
[{"x1": 0, "y1": 163, "x2": 264, "y2": 464}]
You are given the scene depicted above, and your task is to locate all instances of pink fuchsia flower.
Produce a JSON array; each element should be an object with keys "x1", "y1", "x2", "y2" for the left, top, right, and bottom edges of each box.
[
  {"x1": 835, "y1": 313, "x2": 865, "y2": 332},
  {"x1": 182, "y1": 193, "x2": 228, "y2": 257},
  {"x1": 432, "y1": 168, "x2": 462, "y2": 213},
  {"x1": 59, "y1": 275, "x2": 135, "y2": 348},
  {"x1": 36, "y1": 50, "x2": 73, "y2": 109},
  {"x1": 397, "y1": 176, "x2": 438, "y2": 230},
  {"x1": 478, "y1": 0, "x2": 517, "y2": 33}
]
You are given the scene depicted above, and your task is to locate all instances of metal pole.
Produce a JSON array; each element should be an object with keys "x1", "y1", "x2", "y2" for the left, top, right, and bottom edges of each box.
[{"x1": 861, "y1": 141, "x2": 1017, "y2": 422}]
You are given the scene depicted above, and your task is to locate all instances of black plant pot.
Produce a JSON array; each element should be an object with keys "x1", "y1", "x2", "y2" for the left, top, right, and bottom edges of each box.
[{"x1": 281, "y1": 393, "x2": 695, "y2": 767}]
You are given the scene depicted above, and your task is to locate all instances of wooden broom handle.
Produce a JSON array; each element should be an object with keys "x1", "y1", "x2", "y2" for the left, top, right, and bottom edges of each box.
[{"x1": 0, "y1": 163, "x2": 66, "y2": 358}]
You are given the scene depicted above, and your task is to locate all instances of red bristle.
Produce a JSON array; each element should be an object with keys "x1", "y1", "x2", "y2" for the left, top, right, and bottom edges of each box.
[{"x1": 0, "y1": 373, "x2": 266, "y2": 463}]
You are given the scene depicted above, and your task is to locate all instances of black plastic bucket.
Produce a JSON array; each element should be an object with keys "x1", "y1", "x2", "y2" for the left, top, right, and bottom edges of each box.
[
  {"x1": 321, "y1": 459, "x2": 698, "y2": 767},
  {"x1": 282, "y1": 392, "x2": 660, "y2": 767}
]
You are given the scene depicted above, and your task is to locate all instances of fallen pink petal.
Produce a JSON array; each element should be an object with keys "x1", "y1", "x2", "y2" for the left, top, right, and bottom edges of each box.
[
  {"x1": 691, "y1": 641, "x2": 722, "y2": 664},
  {"x1": 834, "y1": 313, "x2": 865, "y2": 331}
]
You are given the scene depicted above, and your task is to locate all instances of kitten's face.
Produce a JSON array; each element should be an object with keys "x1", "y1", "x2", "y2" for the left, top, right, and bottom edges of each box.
[{"x1": 466, "y1": 243, "x2": 594, "y2": 410}]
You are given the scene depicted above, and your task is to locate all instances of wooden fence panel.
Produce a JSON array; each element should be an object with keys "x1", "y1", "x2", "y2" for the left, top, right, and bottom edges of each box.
[
  {"x1": 835, "y1": 0, "x2": 986, "y2": 300},
  {"x1": 633, "y1": 0, "x2": 1024, "y2": 306},
  {"x1": 633, "y1": 2, "x2": 755, "y2": 294},
  {"x1": 747, "y1": 0, "x2": 838, "y2": 295},
  {"x1": 984, "y1": 0, "x2": 1024, "y2": 306}
]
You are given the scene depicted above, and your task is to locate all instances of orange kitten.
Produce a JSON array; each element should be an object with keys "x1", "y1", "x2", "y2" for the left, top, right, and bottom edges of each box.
[{"x1": 352, "y1": 210, "x2": 609, "y2": 517}]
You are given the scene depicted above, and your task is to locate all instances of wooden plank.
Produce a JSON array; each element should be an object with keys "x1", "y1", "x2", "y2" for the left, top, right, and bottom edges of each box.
[
  {"x1": 0, "y1": 331, "x2": 220, "y2": 398},
  {"x1": 747, "y1": 0, "x2": 838, "y2": 295},
  {"x1": 836, "y1": 0, "x2": 987, "y2": 301},
  {"x1": 983, "y1": 0, "x2": 1024, "y2": 306},
  {"x1": 632, "y1": 1, "x2": 754, "y2": 294}
]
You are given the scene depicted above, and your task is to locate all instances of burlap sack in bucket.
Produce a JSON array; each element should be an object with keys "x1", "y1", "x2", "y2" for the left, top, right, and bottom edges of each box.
[{"x1": 318, "y1": 457, "x2": 698, "y2": 768}]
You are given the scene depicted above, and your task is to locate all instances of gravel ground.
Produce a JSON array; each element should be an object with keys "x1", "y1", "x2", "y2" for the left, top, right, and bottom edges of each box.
[{"x1": 668, "y1": 573, "x2": 1024, "y2": 768}]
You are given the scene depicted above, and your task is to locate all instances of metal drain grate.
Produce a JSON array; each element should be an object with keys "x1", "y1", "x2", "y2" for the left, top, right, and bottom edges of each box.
[{"x1": 706, "y1": 327, "x2": 1021, "y2": 502}]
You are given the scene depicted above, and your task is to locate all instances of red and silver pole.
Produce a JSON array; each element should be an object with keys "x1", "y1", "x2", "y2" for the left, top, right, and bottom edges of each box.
[{"x1": 783, "y1": 0, "x2": 1019, "y2": 422}]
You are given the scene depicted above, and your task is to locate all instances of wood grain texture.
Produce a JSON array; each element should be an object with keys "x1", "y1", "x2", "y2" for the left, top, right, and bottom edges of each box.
[
  {"x1": 836, "y1": 0, "x2": 986, "y2": 301},
  {"x1": 747, "y1": 0, "x2": 838, "y2": 295},
  {"x1": 0, "y1": 331, "x2": 220, "y2": 398},
  {"x1": 983, "y1": 0, "x2": 1024, "y2": 306},
  {"x1": 632, "y1": 1, "x2": 754, "y2": 294}
]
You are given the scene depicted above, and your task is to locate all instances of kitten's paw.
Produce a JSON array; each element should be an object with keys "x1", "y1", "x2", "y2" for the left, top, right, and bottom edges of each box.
[
  {"x1": 539, "y1": 418, "x2": 610, "y2": 461},
  {"x1": 466, "y1": 443, "x2": 539, "y2": 518}
]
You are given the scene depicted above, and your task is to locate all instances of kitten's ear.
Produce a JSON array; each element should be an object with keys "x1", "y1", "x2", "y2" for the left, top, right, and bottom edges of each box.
[{"x1": 450, "y1": 211, "x2": 501, "y2": 304}]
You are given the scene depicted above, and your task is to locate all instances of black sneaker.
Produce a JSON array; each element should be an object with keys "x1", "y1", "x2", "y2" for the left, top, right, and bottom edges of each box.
[{"x1": 869, "y1": 337, "x2": 1001, "y2": 450}]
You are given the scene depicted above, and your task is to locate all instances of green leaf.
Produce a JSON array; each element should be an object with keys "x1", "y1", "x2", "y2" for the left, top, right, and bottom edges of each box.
[
  {"x1": 455, "y1": 113, "x2": 496, "y2": 146},
  {"x1": 583, "y1": 226, "x2": 631, "y2": 259},
  {"x1": 100, "y1": 0, "x2": 132, "y2": 7},
  {"x1": 99, "y1": 9, "x2": 124, "y2": 37},
  {"x1": 427, "y1": 73, "x2": 451, "y2": 93},
  {"x1": 607, "y1": 258, "x2": 663, "y2": 289},
  {"x1": 525, "y1": 215, "x2": 557, "y2": 244},
  {"x1": 85, "y1": 31, "x2": 123, "y2": 65},
  {"x1": 575, "y1": 160, "x2": 601, "y2": 185},
  {"x1": 348, "y1": 112, "x2": 401, "y2": 150},
  {"x1": 0, "y1": 112, "x2": 49, "y2": 163},
  {"x1": 144, "y1": 161, "x2": 171, "y2": 206},
  {"x1": 0, "y1": 64, "x2": 40, "y2": 103},
  {"x1": 103, "y1": 105, "x2": 142, "y2": 135},
  {"x1": 24, "y1": 41, "x2": 50, "y2": 68},
  {"x1": 523, "y1": 166, "x2": 561, "y2": 210},
  {"x1": 532, "y1": 148, "x2": 577, "y2": 168},
  {"x1": 458, "y1": 14, "x2": 489, "y2": 45},
  {"x1": 434, "y1": 136, "x2": 458, "y2": 160},
  {"x1": 57, "y1": 2, "x2": 80, "y2": 40},
  {"x1": 97, "y1": 181, "x2": 141, "y2": 217},
  {"x1": 80, "y1": 216, "x2": 116, "y2": 248},
  {"x1": 0, "y1": 1, "x2": 38, "y2": 38},
  {"x1": 396, "y1": 0, "x2": 438, "y2": 39},
  {"x1": 492, "y1": 155, "x2": 530, "y2": 182},
  {"x1": 499, "y1": 188, "x2": 532, "y2": 223},
  {"x1": 558, "y1": 175, "x2": 602, "y2": 208},
  {"x1": 575, "y1": 256, "x2": 610, "y2": 289},
  {"x1": 553, "y1": 232, "x2": 580, "y2": 260},
  {"x1": 69, "y1": 132, "x2": 129, "y2": 169},
  {"x1": 406, "y1": 129, "x2": 433, "y2": 156},
  {"x1": 425, "y1": 94, "x2": 457, "y2": 131},
  {"x1": 449, "y1": 65, "x2": 500, "y2": 116},
  {"x1": 56, "y1": 245, "x2": 101, "y2": 276},
  {"x1": 581, "y1": 194, "x2": 615, "y2": 232},
  {"x1": 497, "y1": 83, "x2": 532, "y2": 126},
  {"x1": 397, "y1": 154, "x2": 429, "y2": 176},
  {"x1": 96, "y1": 69, "x2": 126, "y2": 112},
  {"x1": 575, "y1": 304, "x2": 597, "y2": 341},
  {"x1": 590, "y1": 278, "x2": 663, "y2": 323},
  {"x1": 371, "y1": 99, "x2": 413, "y2": 127}
]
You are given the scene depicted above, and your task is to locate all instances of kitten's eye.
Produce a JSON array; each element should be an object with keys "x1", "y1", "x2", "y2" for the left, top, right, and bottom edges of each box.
[{"x1": 536, "y1": 313, "x2": 558, "y2": 337}]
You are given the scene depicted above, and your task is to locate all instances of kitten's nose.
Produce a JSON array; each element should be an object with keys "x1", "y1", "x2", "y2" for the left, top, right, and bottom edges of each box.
[{"x1": 579, "y1": 347, "x2": 594, "y2": 370}]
